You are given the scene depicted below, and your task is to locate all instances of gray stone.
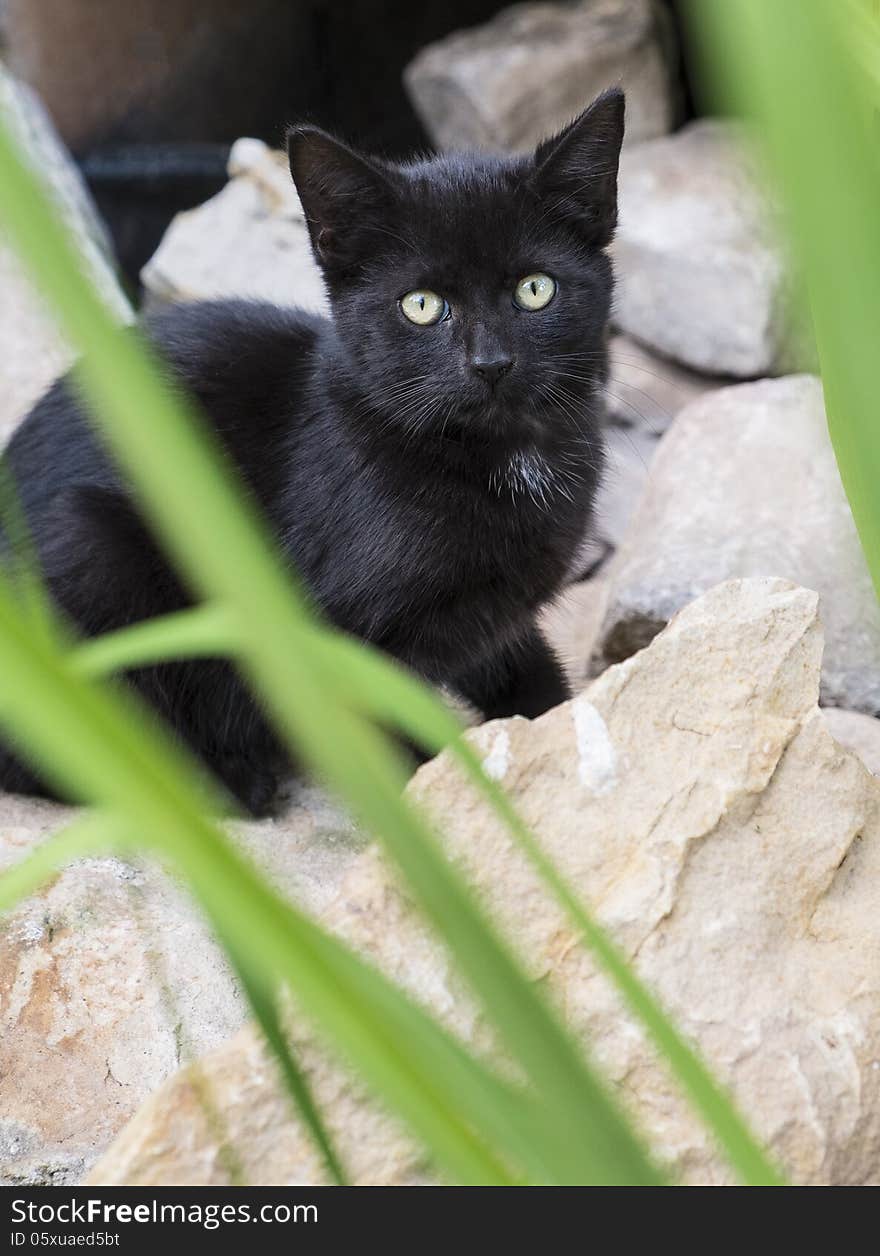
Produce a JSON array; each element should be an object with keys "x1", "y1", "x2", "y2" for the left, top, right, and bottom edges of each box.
[
  {"x1": 607, "y1": 333, "x2": 718, "y2": 437},
  {"x1": 0, "y1": 66, "x2": 132, "y2": 441},
  {"x1": 141, "y1": 138, "x2": 328, "y2": 314},
  {"x1": 594, "y1": 375, "x2": 880, "y2": 714},
  {"x1": 614, "y1": 120, "x2": 812, "y2": 377},
  {"x1": 571, "y1": 336, "x2": 715, "y2": 561},
  {"x1": 594, "y1": 422, "x2": 658, "y2": 551},
  {"x1": 404, "y1": 0, "x2": 677, "y2": 155},
  {"x1": 0, "y1": 786, "x2": 364, "y2": 1184}
]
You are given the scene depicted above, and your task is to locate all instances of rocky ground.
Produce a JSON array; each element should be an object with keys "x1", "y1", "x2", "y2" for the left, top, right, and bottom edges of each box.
[{"x1": 3, "y1": 0, "x2": 880, "y2": 1186}]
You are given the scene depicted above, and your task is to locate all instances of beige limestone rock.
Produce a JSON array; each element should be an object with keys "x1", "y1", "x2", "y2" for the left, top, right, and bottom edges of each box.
[
  {"x1": 88, "y1": 1020, "x2": 430, "y2": 1188},
  {"x1": 89, "y1": 579, "x2": 880, "y2": 1185},
  {"x1": 0, "y1": 786, "x2": 364, "y2": 1184}
]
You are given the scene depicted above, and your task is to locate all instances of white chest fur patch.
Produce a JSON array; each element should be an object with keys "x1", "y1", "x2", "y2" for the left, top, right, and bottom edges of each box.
[{"x1": 489, "y1": 449, "x2": 559, "y2": 508}]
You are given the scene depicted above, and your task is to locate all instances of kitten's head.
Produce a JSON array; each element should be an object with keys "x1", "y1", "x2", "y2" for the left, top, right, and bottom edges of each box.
[{"x1": 287, "y1": 89, "x2": 624, "y2": 449}]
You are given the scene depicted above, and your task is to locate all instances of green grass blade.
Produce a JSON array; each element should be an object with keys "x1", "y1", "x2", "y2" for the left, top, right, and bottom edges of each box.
[
  {"x1": 0, "y1": 593, "x2": 504, "y2": 1184},
  {"x1": 296, "y1": 629, "x2": 784, "y2": 1185},
  {"x1": 0, "y1": 460, "x2": 58, "y2": 648},
  {"x1": 72, "y1": 604, "x2": 239, "y2": 679},
  {"x1": 225, "y1": 948, "x2": 349, "y2": 1186},
  {"x1": 685, "y1": 0, "x2": 880, "y2": 598}
]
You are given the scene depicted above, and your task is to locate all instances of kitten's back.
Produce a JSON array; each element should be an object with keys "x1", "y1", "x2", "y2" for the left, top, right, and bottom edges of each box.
[{"x1": 5, "y1": 299, "x2": 325, "y2": 526}]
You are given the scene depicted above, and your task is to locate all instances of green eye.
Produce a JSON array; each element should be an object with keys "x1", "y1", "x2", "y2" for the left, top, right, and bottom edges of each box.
[
  {"x1": 514, "y1": 273, "x2": 556, "y2": 311},
  {"x1": 400, "y1": 290, "x2": 448, "y2": 325}
]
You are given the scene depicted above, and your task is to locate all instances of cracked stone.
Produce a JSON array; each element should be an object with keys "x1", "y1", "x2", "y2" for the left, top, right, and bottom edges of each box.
[{"x1": 0, "y1": 787, "x2": 364, "y2": 1184}]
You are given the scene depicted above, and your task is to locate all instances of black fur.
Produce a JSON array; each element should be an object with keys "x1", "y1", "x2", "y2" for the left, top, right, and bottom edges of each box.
[{"x1": 0, "y1": 89, "x2": 625, "y2": 815}]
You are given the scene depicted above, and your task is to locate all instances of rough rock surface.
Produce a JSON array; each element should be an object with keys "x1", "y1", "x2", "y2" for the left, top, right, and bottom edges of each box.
[
  {"x1": 614, "y1": 120, "x2": 811, "y2": 377},
  {"x1": 404, "y1": 0, "x2": 676, "y2": 154},
  {"x1": 141, "y1": 138, "x2": 328, "y2": 314},
  {"x1": 595, "y1": 375, "x2": 880, "y2": 715},
  {"x1": 90, "y1": 580, "x2": 880, "y2": 1185},
  {"x1": 0, "y1": 66, "x2": 131, "y2": 441},
  {"x1": 822, "y1": 709, "x2": 880, "y2": 778},
  {"x1": 0, "y1": 787, "x2": 364, "y2": 1185}
]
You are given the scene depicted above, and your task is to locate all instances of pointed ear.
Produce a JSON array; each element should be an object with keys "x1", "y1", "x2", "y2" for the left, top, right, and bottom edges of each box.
[
  {"x1": 287, "y1": 126, "x2": 395, "y2": 278},
  {"x1": 532, "y1": 88, "x2": 625, "y2": 248}
]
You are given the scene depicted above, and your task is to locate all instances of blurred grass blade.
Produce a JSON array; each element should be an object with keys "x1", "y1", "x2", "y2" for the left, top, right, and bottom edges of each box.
[
  {"x1": 0, "y1": 589, "x2": 511, "y2": 1184},
  {"x1": 226, "y1": 948, "x2": 349, "y2": 1186},
  {"x1": 72, "y1": 604, "x2": 239, "y2": 679},
  {"x1": 686, "y1": 0, "x2": 880, "y2": 599},
  {"x1": 0, "y1": 459, "x2": 57, "y2": 648}
]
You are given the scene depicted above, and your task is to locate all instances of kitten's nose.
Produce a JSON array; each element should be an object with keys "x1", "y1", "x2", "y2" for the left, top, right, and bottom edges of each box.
[{"x1": 470, "y1": 355, "x2": 514, "y2": 386}]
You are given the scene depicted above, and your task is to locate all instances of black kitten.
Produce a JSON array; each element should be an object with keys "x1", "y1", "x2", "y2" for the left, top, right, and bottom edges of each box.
[{"x1": 0, "y1": 88, "x2": 624, "y2": 816}]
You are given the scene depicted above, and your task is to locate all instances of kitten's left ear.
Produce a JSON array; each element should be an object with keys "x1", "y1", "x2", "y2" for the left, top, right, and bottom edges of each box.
[
  {"x1": 287, "y1": 125, "x2": 396, "y2": 278},
  {"x1": 532, "y1": 88, "x2": 625, "y2": 248}
]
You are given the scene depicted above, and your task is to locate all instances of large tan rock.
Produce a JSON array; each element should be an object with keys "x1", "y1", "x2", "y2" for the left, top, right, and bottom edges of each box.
[
  {"x1": 87, "y1": 1019, "x2": 431, "y2": 1188},
  {"x1": 0, "y1": 66, "x2": 131, "y2": 441},
  {"x1": 90, "y1": 579, "x2": 880, "y2": 1185},
  {"x1": 404, "y1": 0, "x2": 677, "y2": 154},
  {"x1": 0, "y1": 786, "x2": 364, "y2": 1184}
]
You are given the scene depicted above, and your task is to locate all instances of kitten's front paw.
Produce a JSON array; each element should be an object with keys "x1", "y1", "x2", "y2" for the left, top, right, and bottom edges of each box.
[{"x1": 212, "y1": 753, "x2": 281, "y2": 819}]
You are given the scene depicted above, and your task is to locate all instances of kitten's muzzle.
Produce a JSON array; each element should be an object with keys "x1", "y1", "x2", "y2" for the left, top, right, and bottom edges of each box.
[{"x1": 469, "y1": 355, "x2": 515, "y2": 388}]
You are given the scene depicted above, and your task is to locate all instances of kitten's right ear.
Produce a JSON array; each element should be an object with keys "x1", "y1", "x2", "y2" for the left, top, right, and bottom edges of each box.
[
  {"x1": 532, "y1": 88, "x2": 625, "y2": 248},
  {"x1": 287, "y1": 126, "x2": 395, "y2": 278}
]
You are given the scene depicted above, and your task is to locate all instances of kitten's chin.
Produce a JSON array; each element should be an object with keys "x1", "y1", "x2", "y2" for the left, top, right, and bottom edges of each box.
[{"x1": 457, "y1": 397, "x2": 546, "y2": 443}]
